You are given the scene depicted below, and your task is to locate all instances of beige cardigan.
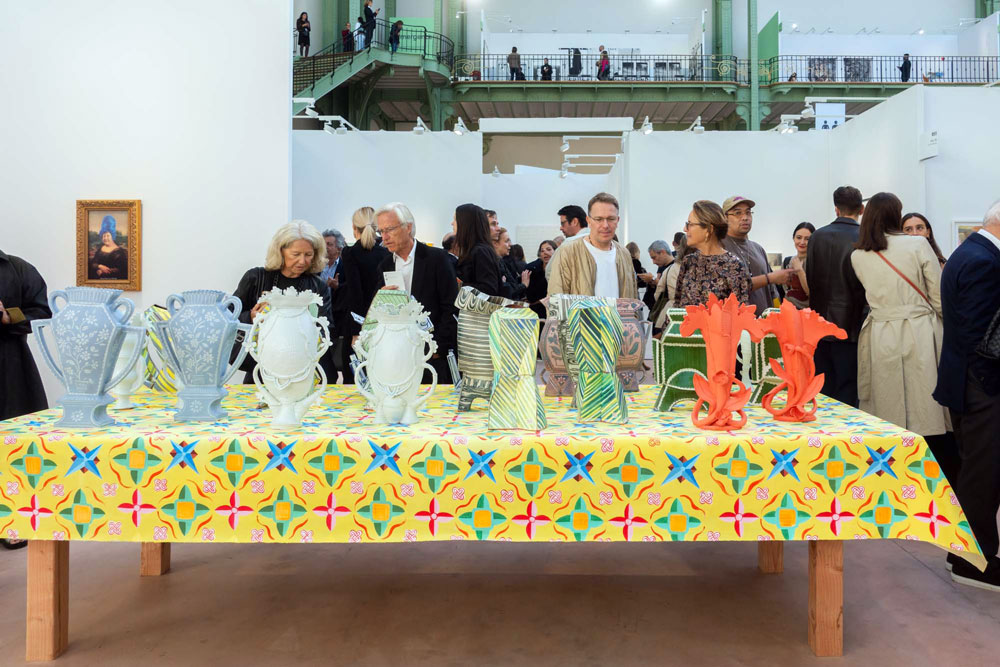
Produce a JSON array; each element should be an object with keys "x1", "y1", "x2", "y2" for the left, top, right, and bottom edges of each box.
[
  {"x1": 547, "y1": 237, "x2": 638, "y2": 299},
  {"x1": 850, "y1": 234, "x2": 949, "y2": 436}
]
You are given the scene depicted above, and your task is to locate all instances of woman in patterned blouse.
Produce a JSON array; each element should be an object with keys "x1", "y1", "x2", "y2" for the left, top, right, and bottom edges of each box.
[{"x1": 674, "y1": 200, "x2": 752, "y2": 306}]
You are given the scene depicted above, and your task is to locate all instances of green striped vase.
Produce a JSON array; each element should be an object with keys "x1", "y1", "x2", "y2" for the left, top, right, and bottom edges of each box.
[{"x1": 487, "y1": 308, "x2": 546, "y2": 430}]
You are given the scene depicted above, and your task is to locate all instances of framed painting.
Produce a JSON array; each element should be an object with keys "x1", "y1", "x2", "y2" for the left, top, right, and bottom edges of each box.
[
  {"x1": 76, "y1": 199, "x2": 142, "y2": 291},
  {"x1": 952, "y1": 219, "x2": 981, "y2": 250}
]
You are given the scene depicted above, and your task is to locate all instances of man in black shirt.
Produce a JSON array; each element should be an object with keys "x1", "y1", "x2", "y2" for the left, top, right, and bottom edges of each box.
[
  {"x1": 899, "y1": 53, "x2": 911, "y2": 82},
  {"x1": 540, "y1": 58, "x2": 553, "y2": 81}
]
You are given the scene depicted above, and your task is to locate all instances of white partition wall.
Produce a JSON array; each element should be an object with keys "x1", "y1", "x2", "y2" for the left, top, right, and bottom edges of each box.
[
  {"x1": 292, "y1": 130, "x2": 484, "y2": 247},
  {"x1": 0, "y1": 0, "x2": 294, "y2": 401}
]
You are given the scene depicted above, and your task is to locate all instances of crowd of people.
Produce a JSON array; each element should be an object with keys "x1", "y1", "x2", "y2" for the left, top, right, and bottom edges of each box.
[{"x1": 2, "y1": 187, "x2": 999, "y2": 585}]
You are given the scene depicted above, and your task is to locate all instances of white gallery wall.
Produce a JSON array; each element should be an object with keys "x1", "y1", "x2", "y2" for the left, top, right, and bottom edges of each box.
[
  {"x1": 292, "y1": 131, "x2": 484, "y2": 247},
  {"x1": 958, "y1": 12, "x2": 1000, "y2": 57},
  {"x1": 0, "y1": 0, "x2": 294, "y2": 401}
]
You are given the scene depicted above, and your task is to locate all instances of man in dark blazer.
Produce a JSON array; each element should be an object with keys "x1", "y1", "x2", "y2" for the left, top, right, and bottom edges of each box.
[
  {"x1": 806, "y1": 186, "x2": 868, "y2": 407},
  {"x1": 375, "y1": 203, "x2": 458, "y2": 384},
  {"x1": 933, "y1": 202, "x2": 1000, "y2": 590},
  {"x1": 363, "y1": 0, "x2": 379, "y2": 48}
]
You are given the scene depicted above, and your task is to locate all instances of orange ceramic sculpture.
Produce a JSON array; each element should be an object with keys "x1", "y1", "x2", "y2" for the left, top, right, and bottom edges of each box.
[
  {"x1": 679, "y1": 294, "x2": 762, "y2": 430},
  {"x1": 758, "y1": 300, "x2": 847, "y2": 422}
]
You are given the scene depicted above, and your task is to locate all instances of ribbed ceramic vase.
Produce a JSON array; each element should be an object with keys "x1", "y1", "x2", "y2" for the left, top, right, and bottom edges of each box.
[
  {"x1": 455, "y1": 286, "x2": 525, "y2": 411},
  {"x1": 487, "y1": 307, "x2": 546, "y2": 430}
]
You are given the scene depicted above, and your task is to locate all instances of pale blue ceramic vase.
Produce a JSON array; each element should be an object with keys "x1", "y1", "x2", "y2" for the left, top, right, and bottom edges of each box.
[
  {"x1": 32, "y1": 287, "x2": 144, "y2": 427},
  {"x1": 152, "y1": 290, "x2": 250, "y2": 421}
]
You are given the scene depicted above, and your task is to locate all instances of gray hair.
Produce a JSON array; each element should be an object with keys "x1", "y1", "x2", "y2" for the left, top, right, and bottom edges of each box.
[
  {"x1": 985, "y1": 199, "x2": 1000, "y2": 227},
  {"x1": 375, "y1": 202, "x2": 416, "y2": 234},
  {"x1": 648, "y1": 240, "x2": 670, "y2": 253},
  {"x1": 322, "y1": 229, "x2": 346, "y2": 249},
  {"x1": 264, "y1": 220, "x2": 327, "y2": 274}
]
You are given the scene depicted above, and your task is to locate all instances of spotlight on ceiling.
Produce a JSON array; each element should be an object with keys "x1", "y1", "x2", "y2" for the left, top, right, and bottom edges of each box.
[
  {"x1": 304, "y1": 106, "x2": 319, "y2": 118},
  {"x1": 686, "y1": 116, "x2": 705, "y2": 134},
  {"x1": 453, "y1": 117, "x2": 468, "y2": 136},
  {"x1": 640, "y1": 116, "x2": 654, "y2": 135},
  {"x1": 560, "y1": 168, "x2": 568, "y2": 179},
  {"x1": 413, "y1": 117, "x2": 429, "y2": 135},
  {"x1": 560, "y1": 141, "x2": 571, "y2": 152},
  {"x1": 492, "y1": 165, "x2": 501, "y2": 178},
  {"x1": 801, "y1": 105, "x2": 815, "y2": 118}
]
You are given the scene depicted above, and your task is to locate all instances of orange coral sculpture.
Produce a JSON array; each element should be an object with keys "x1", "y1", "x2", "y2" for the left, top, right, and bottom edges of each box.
[
  {"x1": 679, "y1": 294, "x2": 762, "y2": 430},
  {"x1": 759, "y1": 300, "x2": 847, "y2": 422}
]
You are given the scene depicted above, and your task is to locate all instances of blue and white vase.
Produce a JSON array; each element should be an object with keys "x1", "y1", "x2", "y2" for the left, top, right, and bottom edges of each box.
[
  {"x1": 32, "y1": 287, "x2": 144, "y2": 427},
  {"x1": 152, "y1": 290, "x2": 250, "y2": 421}
]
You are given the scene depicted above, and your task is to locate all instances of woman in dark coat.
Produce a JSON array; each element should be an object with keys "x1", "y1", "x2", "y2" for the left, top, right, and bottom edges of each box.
[
  {"x1": 340, "y1": 206, "x2": 390, "y2": 342},
  {"x1": 232, "y1": 221, "x2": 331, "y2": 383},
  {"x1": 522, "y1": 240, "x2": 556, "y2": 320},
  {"x1": 452, "y1": 203, "x2": 503, "y2": 297},
  {"x1": 0, "y1": 249, "x2": 50, "y2": 420},
  {"x1": 296, "y1": 12, "x2": 311, "y2": 57}
]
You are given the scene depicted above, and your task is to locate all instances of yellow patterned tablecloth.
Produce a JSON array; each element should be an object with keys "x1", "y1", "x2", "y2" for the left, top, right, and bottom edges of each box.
[{"x1": 0, "y1": 386, "x2": 983, "y2": 568}]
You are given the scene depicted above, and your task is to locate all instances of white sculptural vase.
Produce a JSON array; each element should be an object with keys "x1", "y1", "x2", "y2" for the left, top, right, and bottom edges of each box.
[
  {"x1": 245, "y1": 287, "x2": 331, "y2": 427},
  {"x1": 109, "y1": 314, "x2": 149, "y2": 409},
  {"x1": 355, "y1": 299, "x2": 438, "y2": 425}
]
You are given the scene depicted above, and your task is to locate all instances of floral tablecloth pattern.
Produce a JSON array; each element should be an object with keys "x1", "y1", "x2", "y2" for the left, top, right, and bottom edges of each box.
[{"x1": 0, "y1": 386, "x2": 983, "y2": 568}]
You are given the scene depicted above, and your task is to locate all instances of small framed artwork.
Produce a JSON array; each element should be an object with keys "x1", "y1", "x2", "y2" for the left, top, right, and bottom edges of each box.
[
  {"x1": 952, "y1": 220, "x2": 981, "y2": 250},
  {"x1": 766, "y1": 252, "x2": 783, "y2": 270},
  {"x1": 76, "y1": 199, "x2": 142, "y2": 291}
]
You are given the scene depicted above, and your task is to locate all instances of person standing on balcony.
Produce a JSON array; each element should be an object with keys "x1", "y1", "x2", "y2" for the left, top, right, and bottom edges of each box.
[
  {"x1": 389, "y1": 20, "x2": 402, "y2": 56},
  {"x1": 597, "y1": 51, "x2": 611, "y2": 80},
  {"x1": 507, "y1": 47, "x2": 522, "y2": 81},
  {"x1": 296, "y1": 12, "x2": 311, "y2": 57},
  {"x1": 541, "y1": 58, "x2": 553, "y2": 81},
  {"x1": 342, "y1": 22, "x2": 355, "y2": 52},
  {"x1": 899, "y1": 53, "x2": 912, "y2": 82},
  {"x1": 355, "y1": 16, "x2": 365, "y2": 50},
  {"x1": 364, "y1": 1, "x2": 380, "y2": 49}
]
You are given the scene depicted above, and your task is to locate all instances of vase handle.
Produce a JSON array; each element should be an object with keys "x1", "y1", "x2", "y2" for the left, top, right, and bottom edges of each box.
[
  {"x1": 222, "y1": 323, "x2": 252, "y2": 384},
  {"x1": 106, "y1": 325, "x2": 146, "y2": 391},
  {"x1": 48, "y1": 289, "x2": 67, "y2": 315},
  {"x1": 221, "y1": 295, "x2": 242, "y2": 318},
  {"x1": 165, "y1": 293, "x2": 184, "y2": 317},
  {"x1": 354, "y1": 359, "x2": 375, "y2": 404},
  {"x1": 112, "y1": 297, "x2": 135, "y2": 325},
  {"x1": 414, "y1": 363, "x2": 438, "y2": 410},
  {"x1": 30, "y1": 320, "x2": 65, "y2": 384}
]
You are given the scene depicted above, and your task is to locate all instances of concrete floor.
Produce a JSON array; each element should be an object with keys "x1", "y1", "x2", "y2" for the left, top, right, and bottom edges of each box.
[{"x1": 2, "y1": 536, "x2": 1000, "y2": 665}]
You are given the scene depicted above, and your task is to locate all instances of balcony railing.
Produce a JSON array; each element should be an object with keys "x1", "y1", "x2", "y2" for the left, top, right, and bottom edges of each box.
[
  {"x1": 453, "y1": 53, "x2": 740, "y2": 83},
  {"x1": 761, "y1": 55, "x2": 1000, "y2": 85}
]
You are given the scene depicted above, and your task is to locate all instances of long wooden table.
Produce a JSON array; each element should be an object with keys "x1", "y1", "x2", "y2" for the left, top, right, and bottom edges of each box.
[{"x1": 1, "y1": 386, "x2": 983, "y2": 660}]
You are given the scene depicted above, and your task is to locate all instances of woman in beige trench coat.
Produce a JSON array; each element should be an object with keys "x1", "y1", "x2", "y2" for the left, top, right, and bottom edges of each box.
[{"x1": 850, "y1": 193, "x2": 956, "y2": 477}]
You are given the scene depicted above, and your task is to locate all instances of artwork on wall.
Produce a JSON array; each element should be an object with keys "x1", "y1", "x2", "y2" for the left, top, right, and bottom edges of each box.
[
  {"x1": 952, "y1": 220, "x2": 981, "y2": 249},
  {"x1": 76, "y1": 199, "x2": 142, "y2": 291}
]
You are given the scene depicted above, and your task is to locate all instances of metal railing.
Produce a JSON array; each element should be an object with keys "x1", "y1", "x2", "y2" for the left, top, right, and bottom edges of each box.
[
  {"x1": 293, "y1": 19, "x2": 454, "y2": 95},
  {"x1": 453, "y1": 52, "x2": 740, "y2": 82},
  {"x1": 760, "y1": 55, "x2": 1000, "y2": 85}
]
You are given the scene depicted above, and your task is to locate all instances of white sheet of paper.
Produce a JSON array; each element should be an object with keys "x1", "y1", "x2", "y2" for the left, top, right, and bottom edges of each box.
[{"x1": 383, "y1": 271, "x2": 404, "y2": 290}]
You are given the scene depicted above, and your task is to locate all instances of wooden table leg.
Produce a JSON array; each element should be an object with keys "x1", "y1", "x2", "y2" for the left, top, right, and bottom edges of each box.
[
  {"x1": 758, "y1": 541, "x2": 784, "y2": 573},
  {"x1": 808, "y1": 540, "x2": 844, "y2": 657},
  {"x1": 140, "y1": 543, "x2": 171, "y2": 576},
  {"x1": 27, "y1": 540, "x2": 69, "y2": 661}
]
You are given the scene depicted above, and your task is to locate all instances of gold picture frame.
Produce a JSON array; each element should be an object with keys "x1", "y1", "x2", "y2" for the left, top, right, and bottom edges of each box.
[{"x1": 76, "y1": 199, "x2": 142, "y2": 291}]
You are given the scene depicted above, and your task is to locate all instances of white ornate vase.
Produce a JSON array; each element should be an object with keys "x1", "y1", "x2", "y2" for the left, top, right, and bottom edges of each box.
[
  {"x1": 32, "y1": 287, "x2": 144, "y2": 427},
  {"x1": 152, "y1": 290, "x2": 251, "y2": 421},
  {"x1": 355, "y1": 300, "x2": 438, "y2": 425},
  {"x1": 109, "y1": 314, "x2": 149, "y2": 409},
  {"x1": 245, "y1": 287, "x2": 330, "y2": 427}
]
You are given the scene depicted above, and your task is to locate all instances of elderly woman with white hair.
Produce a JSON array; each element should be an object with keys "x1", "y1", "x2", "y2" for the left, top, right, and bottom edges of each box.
[{"x1": 232, "y1": 220, "x2": 332, "y2": 383}]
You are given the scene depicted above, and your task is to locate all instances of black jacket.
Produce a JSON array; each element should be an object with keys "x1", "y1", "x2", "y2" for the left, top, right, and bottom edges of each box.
[
  {"x1": 498, "y1": 255, "x2": 527, "y2": 301},
  {"x1": 933, "y1": 232, "x2": 1000, "y2": 412},
  {"x1": 0, "y1": 250, "x2": 50, "y2": 419},
  {"x1": 805, "y1": 217, "x2": 868, "y2": 342},
  {"x1": 376, "y1": 241, "x2": 459, "y2": 353},
  {"x1": 456, "y1": 244, "x2": 502, "y2": 297},
  {"x1": 340, "y1": 240, "x2": 390, "y2": 336},
  {"x1": 364, "y1": 5, "x2": 377, "y2": 29},
  {"x1": 524, "y1": 258, "x2": 548, "y2": 320}
]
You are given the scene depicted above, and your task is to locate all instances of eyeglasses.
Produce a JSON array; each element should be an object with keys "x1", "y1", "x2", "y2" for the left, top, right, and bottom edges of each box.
[
  {"x1": 591, "y1": 216, "x2": 619, "y2": 225},
  {"x1": 727, "y1": 209, "x2": 754, "y2": 218},
  {"x1": 377, "y1": 224, "x2": 403, "y2": 236},
  {"x1": 684, "y1": 222, "x2": 707, "y2": 230}
]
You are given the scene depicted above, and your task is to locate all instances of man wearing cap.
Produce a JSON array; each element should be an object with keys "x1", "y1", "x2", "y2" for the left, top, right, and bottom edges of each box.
[{"x1": 721, "y1": 196, "x2": 791, "y2": 315}]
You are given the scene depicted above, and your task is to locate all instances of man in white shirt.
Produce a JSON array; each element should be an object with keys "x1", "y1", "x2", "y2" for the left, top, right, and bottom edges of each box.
[
  {"x1": 547, "y1": 193, "x2": 637, "y2": 300},
  {"x1": 374, "y1": 203, "x2": 458, "y2": 382}
]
